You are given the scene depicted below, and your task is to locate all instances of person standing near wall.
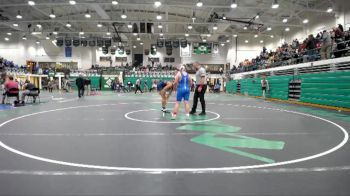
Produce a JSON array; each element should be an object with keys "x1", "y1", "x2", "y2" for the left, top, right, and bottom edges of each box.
[
  {"x1": 143, "y1": 80, "x2": 149, "y2": 93},
  {"x1": 135, "y1": 78, "x2": 143, "y2": 94},
  {"x1": 305, "y1": 34, "x2": 317, "y2": 62},
  {"x1": 76, "y1": 74, "x2": 85, "y2": 98},
  {"x1": 190, "y1": 62, "x2": 207, "y2": 116},
  {"x1": 261, "y1": 76, "x2": 269, "y2": 99},
  {"x1": 320, "y1": 30, "x2": 332, "y2": 60},
  {"x1": 85, "y1": 77, "x2": 91, "y2": 96}
]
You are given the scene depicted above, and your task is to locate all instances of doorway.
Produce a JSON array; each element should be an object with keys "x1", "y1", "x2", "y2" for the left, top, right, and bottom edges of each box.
[{"x1": 133, "y1": 54, "x2": 143, "y2": 67}]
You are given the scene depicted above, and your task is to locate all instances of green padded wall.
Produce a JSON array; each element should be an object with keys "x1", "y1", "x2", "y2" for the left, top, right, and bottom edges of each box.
[
  {"x1": 231, "y1": 75, "x2": 292, "y2": 100},
  {"x1": 226, "y1": 80, "x2": 237, "y2": 94},
  {"x1": 240, "y1": 78, "x2": 262, "y2": 97},
  {"x1": 229, "y1": 70, "x2": 350, "y2": 108},
  {"x1": 266, "y1": 75, "x2": 293, "y2": 100},
  {"x1": 299, "y1": 71, "x2": 350, "y2": 108}
]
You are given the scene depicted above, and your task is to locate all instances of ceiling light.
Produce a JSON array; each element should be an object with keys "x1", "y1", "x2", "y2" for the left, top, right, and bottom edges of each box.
[
  {"x1": 267, "y1": 27, "x2": 272, "y2": 31},
  {"x1": 127, "y1": 23, "x2": 132, "y2": 28},
  {"x1": 22, "y1": 36, "x2": 27, "y2": 40},
  {"x1": 245, "y1": 40, "x2": 248, "y2": 43},
  {"x1": 28, "y1": 1, "x2": 35, "y2": 6},
  {"x1": 49, "y1": 9, "x2": 56, "y2": 18},
  {"x1": 158, "y1": 23, "x2": 163, "y2": 28},
  {"x1": 53, "y1": 31, "x2": 58, "y2": 35},
  {"x1": 66, "y1": 22, "x2": 71, "y2": 28},
  {"x1": 285, "y1": 27, "x2": 290, "y2": 31},
  {"x1": 231, "y1": 0, "x2": 237, "y2": 8},
  {"x1": 226, "y1": 39, "x2": 230, "y2": 43},
  {"x1": 106, "y1": 32, "x2": 111, "y2": 35},
  {"x1": 213, "y1": 24, "x2": 218, "y2": 30},
  {"x1": 243, "y1": 26, "x2": 247, "y2": 30},
  {"x1": 160, "y1": 33, "x2": 163, "y2": 36},
  {"x1": 185, "y1": 33, "x2": 189, "y2": 37},
  {"x1": 270, "y1": 35, "x2": 274, "y2": 38},
  {"x1": 133, "y1": 33, "x2": 138, "y2": 36},
  {"x1": 207, "y1": 34, "x2": 211, "y2": 37},
  {"x1": 85, "y1": 10, "x2": 91, "y2": 18},
  {"x1": 154, "y1": 1, "x2": 161, "y2": 7},
  {"x1": 222, "y1": 14, "x2": 227, "y2": 20},
  {"x1": 203, "y1": 39, "x2": 207, "y2": 42},
  {"x1": 136, "y1": 36, "x2": 141, "y2": 41},
  {"x1": 121, "y1": 10, "x2": 127, "y2": 19},
  {"x1": 69, "y1": 0, "x2": 76, "y2": 5},
  {"x1": 36, "y1": 41, "x2": 40, "y2": 44},
  {"x1": 140, "y1": 42, "x2": 144, "y2": 45},
  {"x1": 97, "y1": 23, "x2": 103, "y2": 28},
  {"x1": 260, "y1": 40, "x2": 264, "y2": 43},
  {"x1": 16, "y1": 11, "x2": 22, "y2": 19},
  {"x1": 7, "y1": 32, "x2": 12, "y2": 35},
  {"x1": 79, "y1": 31, "x2": 84, "y2": 35},
  {"x1": 282, "y1": 18, "x2": 288, "y2": 23},
  {"x1": 303, "y1": 19, "x2": 309, "y2": 24},
  {"x1": 327, "y1": 7, "x2": 333, "y2": 13},
  {"x1": 156, "y1": 14, "x2": 162, "y2": 20},
  {"x1": 13, "y1": 23, "x2": 18, "y2": 27},
  {"x1": 133, "y1": 45, "x2": 136, "y2": 48},
  {"x1": 192, "y1": 12, "x2": 196, "y2": 20},
  {"x1": 233, "y1": 34, "x2": 237, "y2": 37},
  {"x1": 196, "y1": 1, "x2": 203, "y2": 7},
  {"x1": 221, "y1": 43, "x2": 225, "y2": 46},
  {"x1": 4, "y1": 37, "x2": 9, "y2": 41},
  {"x1": 255, "y1": 14, "x2": 260, "y2": 19},
  {"x1": 188, "y1": 24, "x2": 193, "y2": 29},
  {"x1": 46, "y1": 36, "x2": 50, "y2": 40},
  {"x1": 254, "y1": 34, "x2": 258, "y2": 38},
  {"x1": 272, "y1": 0, "x2": 279, "y2": 9},
  {"x1": 36, "y1": 24, "x2": 42, "y2": 28},
  {"x1": 112, "y1": 1, "x2": 118, "y2": 5}
]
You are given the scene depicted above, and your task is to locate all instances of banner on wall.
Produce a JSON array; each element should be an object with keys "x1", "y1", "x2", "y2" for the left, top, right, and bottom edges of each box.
[
  {"x1": 180, "y1": 43, "x2": 191, "y2": 57},
  {"x1": 65, "y1": 47, "x2": 72, "y2": 58},
  {"x1": 212, "y1": 43, "x2": 219, "y2": 56}
]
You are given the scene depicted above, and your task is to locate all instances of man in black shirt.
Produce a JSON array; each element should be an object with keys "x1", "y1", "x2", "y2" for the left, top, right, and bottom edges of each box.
[
  {"x1": 76, "y1": 74, "x2": 85, "y2": 98},
  {"x1": 21, "y1": 80, "x2": 36, "y2": 103}
]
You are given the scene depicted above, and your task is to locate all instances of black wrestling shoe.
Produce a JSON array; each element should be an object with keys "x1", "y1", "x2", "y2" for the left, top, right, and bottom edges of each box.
[
  {"x1": 198, "y1": 112, "x2": 206, "y2": 116},
  {"x1": 189, "y1": 111, "x2": 196, "y2": 115}
]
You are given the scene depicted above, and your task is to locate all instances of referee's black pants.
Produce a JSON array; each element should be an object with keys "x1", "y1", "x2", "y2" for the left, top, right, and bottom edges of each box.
[{"x1": 191, "y1": 85, "x2": 207, "y2": 113}]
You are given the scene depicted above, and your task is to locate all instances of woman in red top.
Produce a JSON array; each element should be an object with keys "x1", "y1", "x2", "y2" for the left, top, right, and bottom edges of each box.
[{"x1": 2, "y1": 76, "x2": 19, "y2": 104}]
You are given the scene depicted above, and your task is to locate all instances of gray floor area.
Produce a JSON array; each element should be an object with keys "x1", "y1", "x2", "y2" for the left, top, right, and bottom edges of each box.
[{"x1": 0, "y1": 91, "x2": 350, "y2": 196}]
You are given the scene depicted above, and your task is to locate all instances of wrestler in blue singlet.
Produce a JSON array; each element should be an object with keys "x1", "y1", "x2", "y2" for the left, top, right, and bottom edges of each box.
[{"x1": 176, "y1": 71, "x2": 190, "y2": 102}]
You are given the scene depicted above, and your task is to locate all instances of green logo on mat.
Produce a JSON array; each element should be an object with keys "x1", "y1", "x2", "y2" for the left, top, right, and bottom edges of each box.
[{"x1": 177, "y1": 122, "x2": 285, "y2": 163}]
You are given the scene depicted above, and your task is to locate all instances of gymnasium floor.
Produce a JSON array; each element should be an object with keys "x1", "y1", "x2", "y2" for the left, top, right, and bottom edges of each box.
[{"x1": 0, "y1": 91, "x2": 350, "y2": 196}]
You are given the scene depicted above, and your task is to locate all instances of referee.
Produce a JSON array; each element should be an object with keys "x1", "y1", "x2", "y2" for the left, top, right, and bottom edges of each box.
[{"x1": 190, "y1": 62, "x2": 207, "y2": 116}]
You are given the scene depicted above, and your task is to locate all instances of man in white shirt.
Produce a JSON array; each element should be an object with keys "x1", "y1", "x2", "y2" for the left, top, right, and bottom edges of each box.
[
  {"x1": 261, "y1": 76, "x2": 269, "y2": 99},
  {"x1": 135, "y1": 78, "x2": 143, "y2": 94}
]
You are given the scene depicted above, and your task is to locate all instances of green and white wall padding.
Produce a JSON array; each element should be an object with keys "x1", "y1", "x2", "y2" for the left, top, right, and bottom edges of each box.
[{"x1": 226, "y1": 70, "x2": 350, "y2": 108}]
